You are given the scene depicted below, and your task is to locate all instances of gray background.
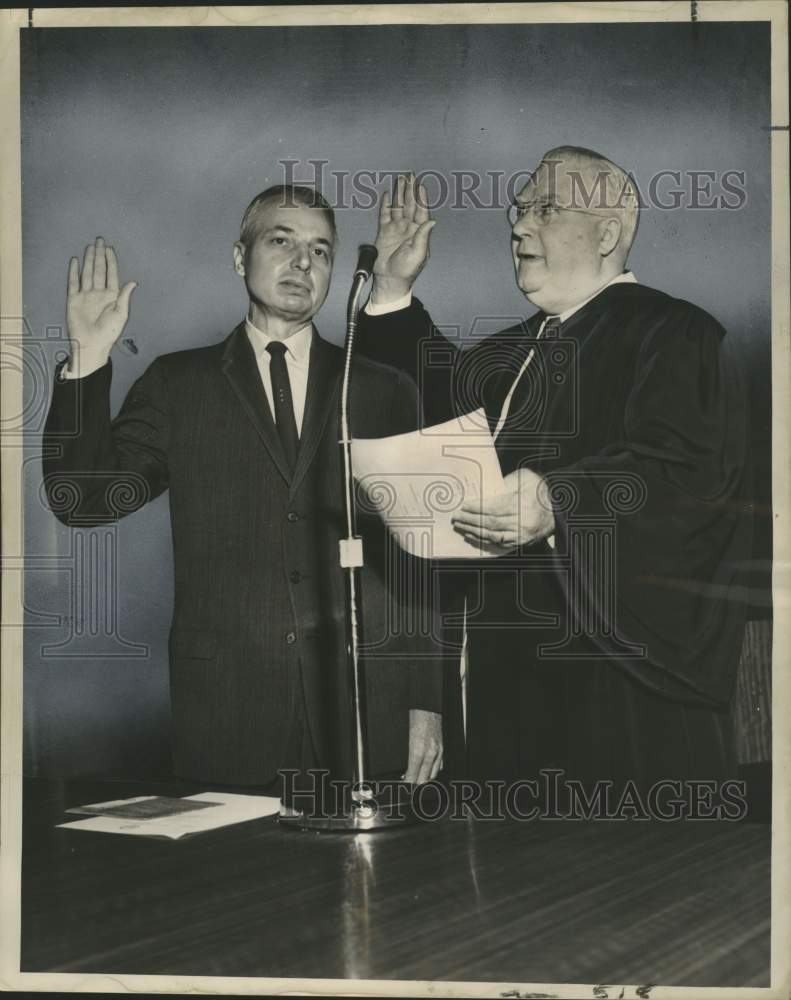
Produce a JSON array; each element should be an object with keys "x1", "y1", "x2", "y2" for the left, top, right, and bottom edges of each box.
[{"x1": 21, "y1": 22, "x2": 771, "y2": 778}]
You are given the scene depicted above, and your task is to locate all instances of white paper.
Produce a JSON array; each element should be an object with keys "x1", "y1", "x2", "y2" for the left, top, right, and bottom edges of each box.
[
  {"x1": 352, "y1": 408, "x2": 505, "y2": 559},
  {"x1": 56, "y1": 791, "x2": 281, "y2": 840}
]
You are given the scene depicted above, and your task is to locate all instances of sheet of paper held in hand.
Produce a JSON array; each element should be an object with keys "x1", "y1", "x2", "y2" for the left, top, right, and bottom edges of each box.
[
  {"x1": 352, "y1": 408, "x2": 505, "y2": 559},
  {"x1": 57, "y1": 792, "x2": 281, "y2": 840}
]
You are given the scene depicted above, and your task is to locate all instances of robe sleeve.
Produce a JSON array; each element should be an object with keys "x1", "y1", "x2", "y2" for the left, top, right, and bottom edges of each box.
[
  {"x1": 356, "y1": 298, "x2": 459, "y2": 427},
  {"x1": 549, "y1": 301, "x2": 752, "y2": 707}
]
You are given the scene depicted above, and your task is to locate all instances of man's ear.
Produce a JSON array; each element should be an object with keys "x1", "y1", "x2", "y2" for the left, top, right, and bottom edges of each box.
[
  {"x1": 598, "y1": 217, "x2": 622, "y2": 258},
  {"x1": 232, "y1": 242, "x2": 246, "y2": 276}
]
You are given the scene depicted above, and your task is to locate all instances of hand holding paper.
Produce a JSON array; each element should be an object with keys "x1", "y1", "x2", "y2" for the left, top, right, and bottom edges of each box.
[
  {"x1": 351, "y1": 408, "x2": 508, "y2": 559},
  {"x1": 452, "y1": 466, "x2": 555, "y2": 550}
]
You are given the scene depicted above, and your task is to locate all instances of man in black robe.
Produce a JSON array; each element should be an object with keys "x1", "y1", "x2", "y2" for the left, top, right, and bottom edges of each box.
[{"x1": 356, "y1": 147, "x2": 751, "y2": 799}]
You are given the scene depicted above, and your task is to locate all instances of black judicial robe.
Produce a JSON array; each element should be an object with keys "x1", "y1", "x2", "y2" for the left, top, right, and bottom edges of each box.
[{"x1": 356, "y1": 281, "x2": 752, "y2": 788}]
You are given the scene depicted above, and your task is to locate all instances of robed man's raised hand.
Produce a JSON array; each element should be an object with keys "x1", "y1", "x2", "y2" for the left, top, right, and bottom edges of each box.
[
  {"x1": 370, "y1": 174, "x2": 436, "y2": 306},
  {"x1": 66, "y1": 237, "x2": 137, "y2": 373}
]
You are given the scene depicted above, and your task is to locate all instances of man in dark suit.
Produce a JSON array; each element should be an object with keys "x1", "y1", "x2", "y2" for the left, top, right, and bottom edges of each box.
[
  {"x1": 356, "y1": 149, "x2": 751, "y2": 797},
  {"x1": 43, "y1": 184, "x2": 442, "y2": 793}
]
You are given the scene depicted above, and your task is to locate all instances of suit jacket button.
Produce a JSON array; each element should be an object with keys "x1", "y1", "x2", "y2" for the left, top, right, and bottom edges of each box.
[
  {"x1": 287, "y1": 511, "x2": 299, "y2": 523},
  {"x1": 285, "y1": 631, "x2": 297, "y2": 645},
  {"x1": 290, "y1": 570, "x2": 301, "y2": 584}
]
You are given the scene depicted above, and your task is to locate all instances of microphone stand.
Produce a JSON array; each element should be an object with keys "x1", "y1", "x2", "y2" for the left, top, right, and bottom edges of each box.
[
  {"x1": 280, "y1": 245, "x2": 416, "y2": 832},
  {"x1": 339, "y1": 253, "x2": 374, "y2": 801}
]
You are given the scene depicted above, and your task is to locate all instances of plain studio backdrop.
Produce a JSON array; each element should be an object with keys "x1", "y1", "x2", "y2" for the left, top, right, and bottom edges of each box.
[{"x1": 20, "y1": 21, "x2": 771, "y2": 778}]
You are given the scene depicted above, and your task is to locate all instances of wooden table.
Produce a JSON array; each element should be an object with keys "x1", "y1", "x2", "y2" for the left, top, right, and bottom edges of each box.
[{"x1": 21, "y1": 778, "x2": 771, "y2": 988}]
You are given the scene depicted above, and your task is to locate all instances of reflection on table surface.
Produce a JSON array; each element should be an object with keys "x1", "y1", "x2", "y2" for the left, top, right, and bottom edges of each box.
[{"x1": 21, "y1": 778, "x2": 770, "y2": 987}]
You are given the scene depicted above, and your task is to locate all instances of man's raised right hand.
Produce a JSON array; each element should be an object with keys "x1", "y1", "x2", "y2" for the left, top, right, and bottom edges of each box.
[
  {"x1": 66, "y1": 237, "x2": 137, "y2": 373},
  {"x1": 370, "y1": 173, "x2": 436, "y2": 308}
]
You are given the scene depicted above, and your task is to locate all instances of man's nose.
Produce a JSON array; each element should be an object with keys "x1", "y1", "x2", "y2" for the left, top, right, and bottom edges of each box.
[
  {"x1": 291, "y1": 245, "x2": 311, "y2": 272},
  {"x1": 512, "y1": 211, "x2": 538, "y2": 241}
]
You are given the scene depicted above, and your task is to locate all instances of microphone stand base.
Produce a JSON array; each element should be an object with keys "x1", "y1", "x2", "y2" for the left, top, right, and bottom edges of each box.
[{"x1": 278, "y1": 782, "x2": 420, "y2": 833}]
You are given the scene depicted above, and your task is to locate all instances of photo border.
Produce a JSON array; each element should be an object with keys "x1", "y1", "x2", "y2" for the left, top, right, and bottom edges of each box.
[{"x1": 1, "y1": 3, "x2": 788, "y2": 997}]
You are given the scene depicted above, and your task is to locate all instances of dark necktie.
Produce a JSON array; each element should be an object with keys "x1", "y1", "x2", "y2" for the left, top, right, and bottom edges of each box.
[{"x1": 266, "y1": 341, "x2": 299, "y2": 473}]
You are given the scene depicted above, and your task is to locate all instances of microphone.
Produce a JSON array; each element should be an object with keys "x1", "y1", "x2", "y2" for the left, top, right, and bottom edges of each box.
[{"x1": 353, "y1": 243, "x2": 378, "y2": 282}]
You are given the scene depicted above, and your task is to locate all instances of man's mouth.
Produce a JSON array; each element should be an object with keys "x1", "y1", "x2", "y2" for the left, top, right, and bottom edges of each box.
[
  {"x1": 518, "y1": 252, "x2": 543, "y2": 263},
  {"x1": 279, "y1": 279, "x2": 311, "y2": 293}
]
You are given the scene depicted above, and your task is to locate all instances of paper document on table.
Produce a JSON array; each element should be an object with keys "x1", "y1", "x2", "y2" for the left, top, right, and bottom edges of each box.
[
  {"x1": 66, "y1": 795, "x2": 223, "y2": 819},
  {"x1": 351, "y1": 408, "x2": 505, "y2": 559},
  {"x1": 57, "y1": 792, "x2": 281, "y2": 840}
]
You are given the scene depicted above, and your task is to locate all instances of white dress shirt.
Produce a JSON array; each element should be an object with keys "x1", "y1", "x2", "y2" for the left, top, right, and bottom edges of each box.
[{"x1": 244, "y1": 317, "x2": 313, "y2": 435}]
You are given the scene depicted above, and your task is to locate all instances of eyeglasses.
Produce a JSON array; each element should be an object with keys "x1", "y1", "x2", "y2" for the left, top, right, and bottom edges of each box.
[{"x1": 507, "y1": 200, "x2": 607, "y2": 229}]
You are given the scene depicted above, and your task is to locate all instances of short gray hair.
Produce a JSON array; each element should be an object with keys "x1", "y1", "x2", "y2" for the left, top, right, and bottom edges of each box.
[{"x1": 239, "y1": 185, "x2": 336, "y2": 249}]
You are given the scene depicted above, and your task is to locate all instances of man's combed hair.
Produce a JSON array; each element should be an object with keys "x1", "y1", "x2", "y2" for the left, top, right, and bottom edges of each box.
[
  {"x1": 239, "y1": 185, "x2": 336, "y2": 248},
  {"x1": 542, "y1": 145, "x2": 640, "y2": 256}
]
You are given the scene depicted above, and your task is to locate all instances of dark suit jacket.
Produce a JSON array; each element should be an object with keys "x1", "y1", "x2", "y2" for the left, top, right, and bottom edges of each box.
[{"x1": 43, "y1": 323, "x2": 441, "y2": 786}]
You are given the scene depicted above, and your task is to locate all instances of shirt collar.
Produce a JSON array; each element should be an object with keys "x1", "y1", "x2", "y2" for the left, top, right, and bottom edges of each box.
[
  {"x1": 245, "y1": 315, "x2": 313, "y2": 367},
  {"x1": 548, "y1": 271, "x2": 637, "y2": 325}
]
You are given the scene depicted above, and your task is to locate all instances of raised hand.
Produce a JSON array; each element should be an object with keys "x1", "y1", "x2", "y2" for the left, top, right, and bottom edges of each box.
[
  {"x1": 370, "y1": 174, "x2": 436, "y2": 305},
  {"x1": 66, "y1": 237, "x2": 137, "y2": 371}
]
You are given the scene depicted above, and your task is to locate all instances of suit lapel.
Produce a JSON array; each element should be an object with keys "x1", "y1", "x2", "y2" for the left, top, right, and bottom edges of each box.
[
  {"x1": 290, "y1": 329, "x2": 343, "y2": 496},
  {"x1": 221, "y1": 323, "x2": 292, "y2": 486}
]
